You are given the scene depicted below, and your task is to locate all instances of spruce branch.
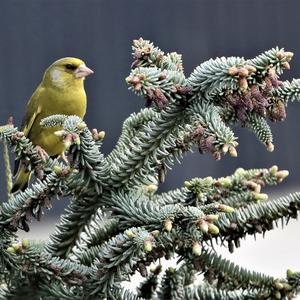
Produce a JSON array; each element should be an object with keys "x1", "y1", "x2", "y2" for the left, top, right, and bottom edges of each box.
[
  {"x1": 272, "y1": 79, "x2": 300, "y2": 103},
  {"x1": 0, "y1": 170, "x2": 70, "y2": 231},
  {"x1": 2, "y1": 39, "x2": 300, "y2": 300},
  {"x1": 215, "y1": 192, "x2": 300, "y2": 252},
  {"x1": 2, "y1": 142, "x2": 12, "y2": 201}
]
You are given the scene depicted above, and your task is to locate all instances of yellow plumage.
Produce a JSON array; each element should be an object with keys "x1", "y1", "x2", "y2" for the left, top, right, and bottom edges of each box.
[{"x1": 12, "y1": 57, "x2": 93, "y2": 192}]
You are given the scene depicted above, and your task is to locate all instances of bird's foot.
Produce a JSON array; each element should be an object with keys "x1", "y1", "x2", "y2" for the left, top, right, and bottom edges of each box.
[
  {"x1": 35, "y1": 146, "x2": 49, "y2": 162},
  {"x1": 58, "y1": 152, "x2": 69, "y2": 165}
]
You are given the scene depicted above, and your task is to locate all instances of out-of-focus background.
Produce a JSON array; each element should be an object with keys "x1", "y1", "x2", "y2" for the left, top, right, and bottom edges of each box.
[{"x1": 1, "y1": 0, "x2": 300, "y2": 293}]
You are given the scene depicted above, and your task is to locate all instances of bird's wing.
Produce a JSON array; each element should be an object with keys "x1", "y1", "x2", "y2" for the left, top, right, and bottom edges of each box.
[
  {"x1": 21, "y1": 85, "x2": 44, "y2": 136},
  {"x1": 13, "y1": 85, "x2": 44, "y2": 176}
]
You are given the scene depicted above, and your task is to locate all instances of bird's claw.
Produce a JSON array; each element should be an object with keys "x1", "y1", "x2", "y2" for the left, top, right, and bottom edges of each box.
[
  {"x1": 59, "y1": 152, "x2": 69, "y2": 165},
  {"x1": 36, "y1": 146, "x2": 49, "y2": 162}
]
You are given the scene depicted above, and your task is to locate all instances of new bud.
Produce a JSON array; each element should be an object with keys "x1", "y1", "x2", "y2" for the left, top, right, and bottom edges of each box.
[
  {"x1": 222, "y1": 144, "x2": 229, "y2": 153},
  {"x1": 276, "y1": 51, "x2": 285, "y2": 60},
  {"x1": 98, "y1": 131, "x2": 106, "y2": 140},
  {"x1": 238, "y1": 78, "x2": 248, "y2": 91},
  {"x1": 217, "y1": 177, "x2": 232, "y2": 187},
  {"x1": 266, "y1": 142, "x2": 274, "y2": 152},
  {"x1": 163, "y1": 219, "x2": 172, "y2": 232},
  {"x1": 53, "y1": 165, "x2": 62, "y2": 175},
  {"x1": 205, "y1": 214, "x2": 219, "y2": 222},
  {"x1": 184, "y1": 181, "x2": 192, "y2": 188},
  {"x1": 77, "y1": 122, "x2": 86, "y2": 130},
  {"x1": 287, "y1": 268, "x2": 296, "y2": 279},
  {"x1": 269, "y1": 165, "x2": 279, "y2": 175},
  {"x1": 6, "y1": 247, "x2": 16, "y2": 254},
  {"x1": 144, "y1": 239, "x2": 153, "y2": 252},
  {"x1": 22, "y1": 239, "x2": 30, "y2": 249},
  {"x1": 229, "y1": 146, "x2": 238, "y2": 157},
  {"x1": 125, "y1": 230, "x2": 136, "y2": 239},
  {"x1": 208, "y1": 223, "x2": 220, "y2": 235},
  {"x1": 238, "y1": 67, "x2": 249, "y2": 78},
  {"x1": 192, "y1": 242, "x2": 202, "y2": 256},
  {"x1": 274, "y1": 280, "x2": 284, "y2": 290},
  {"x1": 282, "y1": 62, "x2": 290, "y2": 70},
  {"x1": 218, "y1": 204, "x2": 235, "y2": 213},
  {"x1": 198, "y1": 219, "x2": 209, "y2": 233},
  {"x1": 276, "y1": 170, "x2": 289, "y2": 182},
  {"x1": 228, "y1": 66, "x2": 239, "y2": 76},
  {"x1": 284, "y1": 51, "x2": 294, "y2": 62},
  {"x1": 145, "y1": 184, "x2": 158, "y2": 195},
  {"x1": 245, "y1": 65, "x2": 257, "y2": 74},
  {"x1": 253, "y1": 192, "x2": 268, "y2": 201}
]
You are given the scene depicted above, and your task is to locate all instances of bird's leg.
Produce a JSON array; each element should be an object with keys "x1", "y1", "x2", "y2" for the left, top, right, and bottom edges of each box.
[
  {"x1": 59, "y1": 152, "x2": 69, "y2": 165},
  {"x1": 35, "y1": 146, "x2": 49, "y2": 162}
]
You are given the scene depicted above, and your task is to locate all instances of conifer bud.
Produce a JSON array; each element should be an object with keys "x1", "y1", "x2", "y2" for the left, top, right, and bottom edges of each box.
[
  {"x1": 235, "y1": 168, "x2": 246, "y2": 176},
  {"x1": 282, "y1": 62, "x2": 290, "y2": 70},
  {"x1": 125, "y1": 230, "x2": 136, "y2": 239},
  {"x1": 228, "y1": 66, "x2": 239, "y2": 76},
  {"x1": 239, "y1": 78, "x2": 248, "y2": 91},
  {"x1": 276, "y1": 170, "x2": 289, "y2": 182},
  {"x1": 266, "y1": 142, "x2": 274, "y2": 152},
  {"x1": 275, "y1": 291, "x2": 281, "y2": 299},
  {"x1": 222, "y1": 144, "x2": 229, "y2": 153},
  {"x1": 274, "y1": 280, "x2": 284, "y2": 290},
  {"x1": 205, "y1": 214, "x2": 219, "y2": 222},
  {"x1": 245, "y1": 65, "x2": 256, "y2": 74},
  {"x1": 208, "y1": 223, "x2": 220, "y2": 235},
  {"x1": 218, "y1": 204, "x2": 235, "y2": 213},
  {"x1": 287, "y1": 268, "x2": 296, "y2": 279},
  {"x1": 53, "y1": 165, "x2": 62, "y2": 175},
  {"x1": 6, "y1": 247, "x2": 16, "y2": 254},
  {"x1": 284, "y1": 51, "x2": 294, "y2": 62},
  {"x1": 269, "y1": 165, "x2": 278, "y2": 175},
  {"x1": 229, "y1": 146, "x2": 238, "y2": 157},
  {"x1": 238, "y1": 67, "x2": 249, "y2": 78},
  {"x1": 12, "y1": 243, "x2": 21, "y2": 252},
  {"x1": 184, "y1": 181, "x2": 192, "y2": 188},
  {"x1": 77, "y1": 122, "x2": 86, "y2": 130},
  {"x1": 63, "y1": 134, "x2": 73, "y2": 149},
  {"x1": 134, "y1": 83, "x2": 142, "y2": 91},
  {"x1": 276, "y1": 51, "x2": 285, "y2": 60},
  {"x1": 268, "y1": 68, "x2": 276, "y2": 77},
  {"x1": 73, "y1": 136, "x2": 81, "y2": 146},
  {"x1": 22, "y1": 239, "x2": 30, "y2": 249},
  {"x1": 283, "y1": 283, "x2": 292, "y2": 291},
  {"x1": 98, "y1": 131, "x2": 106, "y2": 140},
  {"x1": 145, "y1": 184, "x2": 158, "y2": 195},
  {"x1": 198, "y1": 219, "x2": 209, "y2": 233},
  {"x1": 253, "y1": 192, "x2": 268, "y2": 201},
  {"x1": 151, "y1": 230, "x2": 160, "y2": 237},
  {"x1": 217, "y1": 177, "x2": 232, "y2": 187},
  {"x1": 163, "y1": 219, "x2": 172, "y2": 232},
  {"x1": 144, "y1": 239, "x2": 153, "y2": 252},
  {"x1": 192, "y1": 242, "x2": 202, "y2": 256}
]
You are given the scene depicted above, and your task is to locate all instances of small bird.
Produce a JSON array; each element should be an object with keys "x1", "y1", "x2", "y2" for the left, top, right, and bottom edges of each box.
[{"x1": 11, "y1": 57, "x2": 94, "y2": 193}]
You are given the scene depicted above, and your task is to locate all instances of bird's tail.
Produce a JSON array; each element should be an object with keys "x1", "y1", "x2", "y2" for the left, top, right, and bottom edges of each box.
[{"x1": 11, "y1": 167, "x2": 31, "y2": 193}]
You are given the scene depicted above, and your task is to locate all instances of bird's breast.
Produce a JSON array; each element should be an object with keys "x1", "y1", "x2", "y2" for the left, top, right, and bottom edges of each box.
[{"x1": 29, "y1": 86, "x2": 87, "y2": 156}]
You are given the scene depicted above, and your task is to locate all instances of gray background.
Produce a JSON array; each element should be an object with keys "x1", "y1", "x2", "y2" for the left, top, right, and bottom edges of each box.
[{"x1": 1, "y1": 0, "x2": 300, "y2": 289}]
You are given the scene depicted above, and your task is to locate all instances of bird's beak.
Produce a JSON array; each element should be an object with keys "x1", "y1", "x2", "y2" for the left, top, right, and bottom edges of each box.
[{"x1": 75, "y1": 64, "x2": 94, "y2": 78}]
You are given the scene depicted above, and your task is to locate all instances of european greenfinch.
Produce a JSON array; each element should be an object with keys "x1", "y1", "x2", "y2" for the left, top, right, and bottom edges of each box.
[{"x1": 11, "y1": 57, "x2": 93, "y2": 192}]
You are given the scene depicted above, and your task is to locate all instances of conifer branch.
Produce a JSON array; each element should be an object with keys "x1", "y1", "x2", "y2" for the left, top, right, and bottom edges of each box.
[{"x1": 1, "y1": 39, "x2": 300, "y2": 300}]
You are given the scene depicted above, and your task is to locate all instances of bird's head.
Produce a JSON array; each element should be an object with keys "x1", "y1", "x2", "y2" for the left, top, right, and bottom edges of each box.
[{"x1": 43, "y1": 57, "x2": 94, "y2": 89}]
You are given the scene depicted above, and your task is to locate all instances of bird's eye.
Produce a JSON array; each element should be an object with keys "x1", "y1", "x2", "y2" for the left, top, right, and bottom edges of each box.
[{"x1": 65, "y1": 64, "x2": 76, "y2": 70}]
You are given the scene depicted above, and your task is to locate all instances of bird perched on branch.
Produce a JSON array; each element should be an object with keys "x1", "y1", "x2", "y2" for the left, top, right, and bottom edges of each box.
[{"x1": 11, "y1": 57, "x2": 94, "y2": 193}]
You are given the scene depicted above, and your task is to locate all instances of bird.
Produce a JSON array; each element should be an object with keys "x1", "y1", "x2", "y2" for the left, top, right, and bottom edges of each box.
[{"x1": 11, "y1": 57, "x2": 94, "y2": 193}]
